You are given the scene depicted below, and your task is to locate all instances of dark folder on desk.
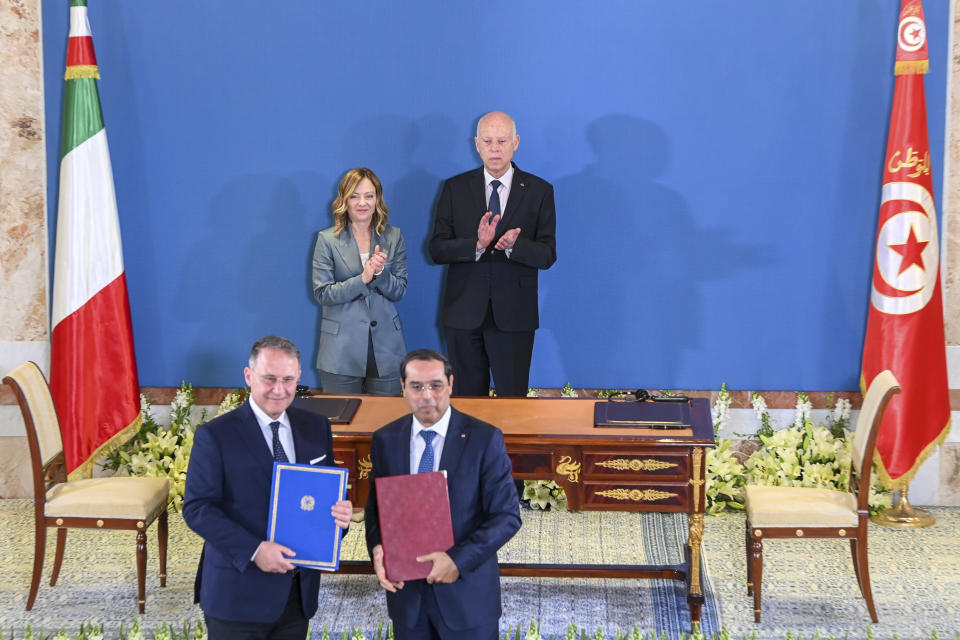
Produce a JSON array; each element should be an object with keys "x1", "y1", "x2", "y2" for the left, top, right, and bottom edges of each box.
[
  {"x1": 594, "y1": 400, "x2": 692, "y2": 429},
  {"x1": 290, "y1": 397, "x2": 361, "y2": 424},
  {"x1": 375, "y1": 471, "x2": 454, "y2": 582},
  {"x1": 268, "y1": 462, "x2": 348, "y2": 570}
]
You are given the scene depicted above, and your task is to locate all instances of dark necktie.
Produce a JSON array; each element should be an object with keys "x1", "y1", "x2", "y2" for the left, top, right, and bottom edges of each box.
[
  {"x1": 488, "y1": 180, "x2": 503, "y2": 235},
  {"x1": 269, "y1": 421, "x2": 289, "y2": 462},
  {"x1": 488, "y1": 179, "x2": 502, "y2": 218},
  {"x1": 418, "y1": 429, "x2": 437, "y2": 473}
]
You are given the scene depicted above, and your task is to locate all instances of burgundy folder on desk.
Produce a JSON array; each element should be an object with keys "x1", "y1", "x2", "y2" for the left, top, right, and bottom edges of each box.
[{"x1": 375, "y1": 471, "x2": 454, "y2": 582}]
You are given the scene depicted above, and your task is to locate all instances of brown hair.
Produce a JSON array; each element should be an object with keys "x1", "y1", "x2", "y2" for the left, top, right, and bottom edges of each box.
[{"x1": 331, "y1": 168, "x2": 389, "y2": 235}]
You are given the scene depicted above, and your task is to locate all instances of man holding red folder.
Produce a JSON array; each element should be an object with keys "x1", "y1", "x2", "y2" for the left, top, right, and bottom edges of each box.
[{"x1": 365, "y1": 349, "x2": 521, "y2": 639}]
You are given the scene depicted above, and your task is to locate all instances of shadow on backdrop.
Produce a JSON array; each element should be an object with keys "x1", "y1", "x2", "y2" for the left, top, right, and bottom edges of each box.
[{"x1": 545, "y1": 114, "x2": 775, "y2": 389}]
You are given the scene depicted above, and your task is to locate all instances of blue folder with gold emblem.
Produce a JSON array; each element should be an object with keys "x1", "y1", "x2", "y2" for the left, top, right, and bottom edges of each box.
[{"x1": 267, "y1": 462, "x2": 348, "y2": 571}]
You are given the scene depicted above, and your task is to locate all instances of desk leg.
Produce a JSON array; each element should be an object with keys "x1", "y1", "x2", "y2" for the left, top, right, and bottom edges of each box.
[{"x1": 687, "y1": 511, "x2": 705, "y2": 629}]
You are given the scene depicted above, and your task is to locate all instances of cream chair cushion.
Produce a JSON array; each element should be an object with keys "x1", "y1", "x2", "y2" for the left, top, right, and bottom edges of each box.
[
  {"x1": 45, "y1": 477, "x2": 169, "y2": 519},
  {"x1": 745, "y1": 485, "x2": 857, "y2": 528}
]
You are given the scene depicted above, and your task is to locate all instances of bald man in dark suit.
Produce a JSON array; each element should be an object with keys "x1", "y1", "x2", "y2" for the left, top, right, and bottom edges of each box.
[{"x1": 429, "y1": 111, "x2": 557, "y2": 397}]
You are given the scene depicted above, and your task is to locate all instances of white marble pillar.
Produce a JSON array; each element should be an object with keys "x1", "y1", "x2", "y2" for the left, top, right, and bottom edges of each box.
[{"x1": 0, "y1": 0, "x2": 47, "y2": 496}]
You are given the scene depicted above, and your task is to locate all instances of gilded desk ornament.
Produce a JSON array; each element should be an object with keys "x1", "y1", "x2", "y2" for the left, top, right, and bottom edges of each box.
[
  {"x1": 690, "y1": 447, "x2": 704, "y2": 511},
  {"x1": 596, "y1": 458, "x2": 677, "y2": 472},
  {"x1": 300, "y1": 495, "x2": 315, "y2": 511},
  {"x1": 596, "y1": 488, "x2": 675, "y2": 502},
  {"x1": 688, "y1": 512, "x2": 704, "y2": 595},
  {"x1": 357, "y1": 455, "x2": 373, "y2": 480},
  {"x1": 56, "y1": 518, "x2": 63, "y2": 526},
  {"x1": 555, "y1": 456, "x2": 582, "y2": 483}
]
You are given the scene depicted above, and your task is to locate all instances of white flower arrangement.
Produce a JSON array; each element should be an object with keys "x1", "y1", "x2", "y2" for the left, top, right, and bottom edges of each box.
[
  {"x1": 705, "y1": 387, "x2": 892, "y2": 515},
  {"x1": 711, "y1": 383, "x2": 731, "y2": 435},
  {"x1": 705, "y1": 438, "x2": 746, "y2": 515},
  {"x1": 749, "y1": 390, "x2": 774, "y2": 437},
  {"x1": 793, "y1": 391, "x2": 813, "y2": 429},
  {"x1": 521, "y1": 480, "x2": 568, "y2": 511},
  {"x1": 103, "y1": 385, "x2": 248, "y2": 511}
]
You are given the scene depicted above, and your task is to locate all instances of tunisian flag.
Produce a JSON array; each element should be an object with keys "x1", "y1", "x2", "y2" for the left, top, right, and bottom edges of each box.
[
  {"x1": 50, "y1": 0, "x2": 141, "y2": 478},
  {"x1": 861, "y1": 0, "x2": 951, "y2": 490}
]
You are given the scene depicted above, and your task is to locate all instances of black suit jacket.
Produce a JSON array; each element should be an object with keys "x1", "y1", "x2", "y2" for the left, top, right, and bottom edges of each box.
[
  {"x1": 429, "y1": 163, "x2": 556, "y2": 331},
  {"x1": 183, "y1": 401, "x2": 336, "y2": 623},
  {"x1": 364, "y1": 407, "x2": 522, "y2": 631}
]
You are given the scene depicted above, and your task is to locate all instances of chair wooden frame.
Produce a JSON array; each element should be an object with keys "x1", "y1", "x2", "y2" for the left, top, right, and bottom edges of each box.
[
  {"x1": 4, "y1": 362, "x2": 169, "y2": 613},
  {"x1": 745, "y1": 370, "x2": 900, "y2": 623}
]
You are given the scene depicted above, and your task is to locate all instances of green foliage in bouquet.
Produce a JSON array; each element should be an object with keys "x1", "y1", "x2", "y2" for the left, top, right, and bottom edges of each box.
[{"x1": 102, "y1": 385, "x2": 248, "y2": 511}]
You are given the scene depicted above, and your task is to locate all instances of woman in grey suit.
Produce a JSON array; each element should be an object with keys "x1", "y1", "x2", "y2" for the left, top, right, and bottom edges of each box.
[{"x1": 312, "y1": 168, "x2": 408, "y2": 394}]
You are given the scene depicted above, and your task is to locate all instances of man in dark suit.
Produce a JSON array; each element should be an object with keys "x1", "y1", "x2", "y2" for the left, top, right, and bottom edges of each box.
[
  {"x1": 365, "y1": 349, "x2": 521, "y2": 640},
  {"x1": 429, "y1": 111, "x2": 557, "y2": 397},
  {"x1": 183, "y1": 335, "x2": 353, "y2": 640}
]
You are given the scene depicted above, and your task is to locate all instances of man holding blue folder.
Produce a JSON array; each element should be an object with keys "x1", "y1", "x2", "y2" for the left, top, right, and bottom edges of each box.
[
  {"x1": 365, "y1": 349, "x2": 521, "y2": 640},
  {"x1": 184, "y1": 336, "x2": 353, "y2": 640}
]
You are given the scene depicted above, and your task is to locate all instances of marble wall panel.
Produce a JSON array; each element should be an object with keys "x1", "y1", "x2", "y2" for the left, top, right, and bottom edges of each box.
[
  {"x1": 940, "y1": 442, "x2": 960, "y2": 505},
  {"x1": 0, "y1": 436, "x2": 31, "y2": 498},
  {"x1": 0, "y1": 0, "x2": 47, "y2": 342},
  {"x1": 945, "y1": 2, "x2": 960, "y2": 345},
  {"x1": 0, "y1": 0, "x2": 46, "y2": 498}
]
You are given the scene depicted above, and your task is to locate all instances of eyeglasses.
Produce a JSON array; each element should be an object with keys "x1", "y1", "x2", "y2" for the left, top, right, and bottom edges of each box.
[
  {"x1": 405, "y1": 381, "x2": 447, "y2": 394},
  {"x1": 256, "y1": 374, "x2": 299, "y2": 387}
]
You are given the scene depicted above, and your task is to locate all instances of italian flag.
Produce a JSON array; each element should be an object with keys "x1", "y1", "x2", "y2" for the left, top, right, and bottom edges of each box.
[{"x1": 50, "y1": 0, "x2": 141, "y2": 478}]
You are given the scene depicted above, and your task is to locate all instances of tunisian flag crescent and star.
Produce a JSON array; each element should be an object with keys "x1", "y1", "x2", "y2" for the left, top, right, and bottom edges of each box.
[
  {"x1": 50, "y1": 0, "x2": 141, "y2": 478},
  {"x1": 861, "y1": 0, "x2": 950, "y2": 490}
]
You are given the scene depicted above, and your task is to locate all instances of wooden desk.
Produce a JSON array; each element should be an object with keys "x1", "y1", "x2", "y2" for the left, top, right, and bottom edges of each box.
[{"x1": 329, "y1": 396, "x2": 715, "y2": 629}]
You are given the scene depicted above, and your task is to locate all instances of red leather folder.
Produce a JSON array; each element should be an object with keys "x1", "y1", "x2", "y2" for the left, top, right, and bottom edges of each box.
[{"x1": 375, "y1": 471, "x2": 454, "y2": 582}]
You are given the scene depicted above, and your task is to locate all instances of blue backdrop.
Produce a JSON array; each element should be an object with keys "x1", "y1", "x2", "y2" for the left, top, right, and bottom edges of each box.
[{"x1": 42, "y1": 1, "x2": 950, "y2": 391}]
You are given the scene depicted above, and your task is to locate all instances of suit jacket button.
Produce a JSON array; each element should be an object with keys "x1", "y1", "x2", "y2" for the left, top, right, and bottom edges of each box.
[{"x1": 371, "y1": 321, "x2": 378, "y2": 327}]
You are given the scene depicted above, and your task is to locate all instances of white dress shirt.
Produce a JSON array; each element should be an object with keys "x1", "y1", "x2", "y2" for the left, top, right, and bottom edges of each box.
[
  {"x1": 249, "y1": 396, "x2": 296, "y2": 462},
  {"x1": 476, "y1": 165, "x2": 516, "y2": 260},
  {"x1": 409, "y1": 405, "x2": 452, "y2": 473}
]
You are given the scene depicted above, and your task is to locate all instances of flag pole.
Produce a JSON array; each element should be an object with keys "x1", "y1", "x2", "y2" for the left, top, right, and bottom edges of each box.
[{"x1": 871, "y1": 483, "x2": 935, "y2": 528}]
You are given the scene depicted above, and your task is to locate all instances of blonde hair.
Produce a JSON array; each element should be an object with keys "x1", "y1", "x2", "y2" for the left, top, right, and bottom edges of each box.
[{"x1": 331, "y1": 168, "x2": 389, "y2": 235}]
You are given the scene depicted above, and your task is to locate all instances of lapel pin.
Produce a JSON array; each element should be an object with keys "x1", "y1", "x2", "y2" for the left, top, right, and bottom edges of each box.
[{"x1": 461, "y1": 434, "x2": 466, "y2": 438}]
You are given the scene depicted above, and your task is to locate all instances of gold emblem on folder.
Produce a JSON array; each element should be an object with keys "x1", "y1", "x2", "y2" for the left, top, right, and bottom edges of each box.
[{"x1": 300, "y1": 495, "x2": 315, "y2": 511}]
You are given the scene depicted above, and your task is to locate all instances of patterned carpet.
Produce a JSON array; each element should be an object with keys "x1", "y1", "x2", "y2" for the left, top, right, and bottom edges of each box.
[
  {"x1": 0, "y1": 500, "x2": 716, "y2": 638},
  {"x1": 0, "y1": 499, "x2": 955, "y2": 639},
  {"x1": 703, "y1": 506, "x2": 960, "y2": 639}
]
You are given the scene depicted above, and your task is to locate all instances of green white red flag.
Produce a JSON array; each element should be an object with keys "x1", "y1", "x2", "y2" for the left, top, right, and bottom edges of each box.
[
  {"x1": 861, "y1": 0, "x2": 950, "y2": 489},
  {"x1": 50, "y1": 0, "x2": 141, "y2": 478}
]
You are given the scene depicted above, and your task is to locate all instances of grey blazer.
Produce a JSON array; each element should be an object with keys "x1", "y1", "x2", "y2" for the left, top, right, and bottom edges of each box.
[{"x1": 311, "y1": 224, "x2": 408, "y2": 377}]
